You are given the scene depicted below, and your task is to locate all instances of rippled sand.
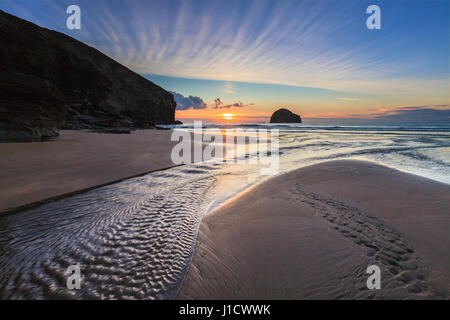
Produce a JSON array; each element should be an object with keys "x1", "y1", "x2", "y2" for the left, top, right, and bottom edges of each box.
[{"x1": 0, "y1": 164, "x2": 220, "y2": 299}]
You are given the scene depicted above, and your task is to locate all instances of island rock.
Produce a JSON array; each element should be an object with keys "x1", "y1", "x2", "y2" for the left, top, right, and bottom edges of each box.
[{"x1": 270, "y1": 108, "x2": 302, "y2": 123}]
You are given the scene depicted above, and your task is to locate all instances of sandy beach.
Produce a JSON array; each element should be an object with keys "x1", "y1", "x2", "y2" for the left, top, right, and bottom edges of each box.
[
  {"x1": 1, "y1": 1, "x2": 449, "y2": 304},
  {"x1": 178, "y1": 160, "x2": 450, "y2": 299},
  {"x1": 0, "y1": 130, "x2": 177, "y2": 213}
]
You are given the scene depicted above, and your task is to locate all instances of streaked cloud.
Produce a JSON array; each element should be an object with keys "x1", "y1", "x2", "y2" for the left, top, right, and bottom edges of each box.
[
  {"x1": 372, "y1": 105, "x2": 450, "y2": 123},
  {"x1": 2, "y1": 0, "x2": 449, "y2": 120},
  {"x1": 337, "y1": 97, "x2": 360, "y2": 101},
  {"x1": 4, "y1": 0, "x2": 447, "y2": 97},
  {"x1": 221, "y1": 82, "x2": 235, "y2": 94},
  {"x1": 305, "y1": 105, "x2": 450, "y2": 123}
]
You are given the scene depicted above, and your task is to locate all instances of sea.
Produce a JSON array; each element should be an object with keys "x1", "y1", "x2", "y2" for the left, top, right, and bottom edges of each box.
[{"x1": 0, "y1": 123, "x2": 448, "y2": 299}]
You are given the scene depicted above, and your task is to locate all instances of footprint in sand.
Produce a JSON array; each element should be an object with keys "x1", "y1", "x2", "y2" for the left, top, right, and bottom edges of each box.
[{"x1": 290, "y1": 183, "x2": 447, "y2": 299}]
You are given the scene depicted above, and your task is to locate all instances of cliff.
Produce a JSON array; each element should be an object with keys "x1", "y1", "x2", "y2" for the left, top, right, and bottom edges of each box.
[{"x1": 0, "y1": 10, "x2": 176, "y2": 142}]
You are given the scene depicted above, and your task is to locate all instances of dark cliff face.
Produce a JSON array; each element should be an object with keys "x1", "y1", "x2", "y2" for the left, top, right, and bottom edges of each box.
[
  {"x1": 0, "y1": 72, "x2": 66, "y2": 142},
  {"x1": 270, "y1": 108, "x2": 302, "y2": 123},
  {"x1": 0, "y1": 10, "x2": 176, "y2": 142}
]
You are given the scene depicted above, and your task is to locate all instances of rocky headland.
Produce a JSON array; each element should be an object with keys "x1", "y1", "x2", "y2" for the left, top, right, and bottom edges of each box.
[{"x1": 0, "y1": 10, "x2": 177, "y2": 142}]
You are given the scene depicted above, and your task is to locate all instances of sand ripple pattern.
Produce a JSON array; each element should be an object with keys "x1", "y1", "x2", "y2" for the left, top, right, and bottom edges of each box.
[
  {"x1": 0, "y1": 165, "x2": 217, "y2": 299},
  {"x1": 291, "y1": 184, "x2": 448, "y2": 299}
]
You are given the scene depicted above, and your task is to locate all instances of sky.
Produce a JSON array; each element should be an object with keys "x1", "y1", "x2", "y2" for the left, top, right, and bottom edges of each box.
[{"x1": 1, "y1": 0, "x2": 449, "y2": 123}]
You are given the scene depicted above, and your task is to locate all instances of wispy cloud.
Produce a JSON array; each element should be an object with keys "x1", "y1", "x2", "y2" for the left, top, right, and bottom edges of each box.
[
  {"x1": 221, "y1": 82, "x2": 235, "y2": 94},
  {"x1": 371, "y1": 105, "x2": 450, "y2": 123},
  {"x1": 305, "y1": 105, "x2": 450, "y2": 123},
  {"x1": 3, "y1": 0, "x2": 449, "y2": 100},
  {"x1": 336, "y1": 97, "x2": 360, "y2": 101}
]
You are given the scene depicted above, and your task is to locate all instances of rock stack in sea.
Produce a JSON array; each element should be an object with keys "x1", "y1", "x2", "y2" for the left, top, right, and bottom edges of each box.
[{"x1": 270, "y1": 108, "x2": 302, "y2": 123}]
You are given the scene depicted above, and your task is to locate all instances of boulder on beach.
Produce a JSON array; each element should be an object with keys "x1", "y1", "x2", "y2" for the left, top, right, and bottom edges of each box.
[
  {"x1": 0, "y1": 10, "x2": 176, "y2": 142},
  {"x1": 270, "y1": 108, "x2": 302, "y2": 123}
]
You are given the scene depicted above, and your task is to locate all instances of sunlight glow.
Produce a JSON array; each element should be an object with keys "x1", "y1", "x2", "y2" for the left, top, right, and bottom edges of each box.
[{"x1": 222, "y1": 113, "x2": 234, "y2": 120}]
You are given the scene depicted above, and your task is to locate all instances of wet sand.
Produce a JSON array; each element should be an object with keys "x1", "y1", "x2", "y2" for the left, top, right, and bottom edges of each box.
[
  {"x1": 178, "y1": 160, "x2": 450, "y2": 299},
  {"x1": 0, "y1": 130, "x2": 177, "y2": 212}
]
